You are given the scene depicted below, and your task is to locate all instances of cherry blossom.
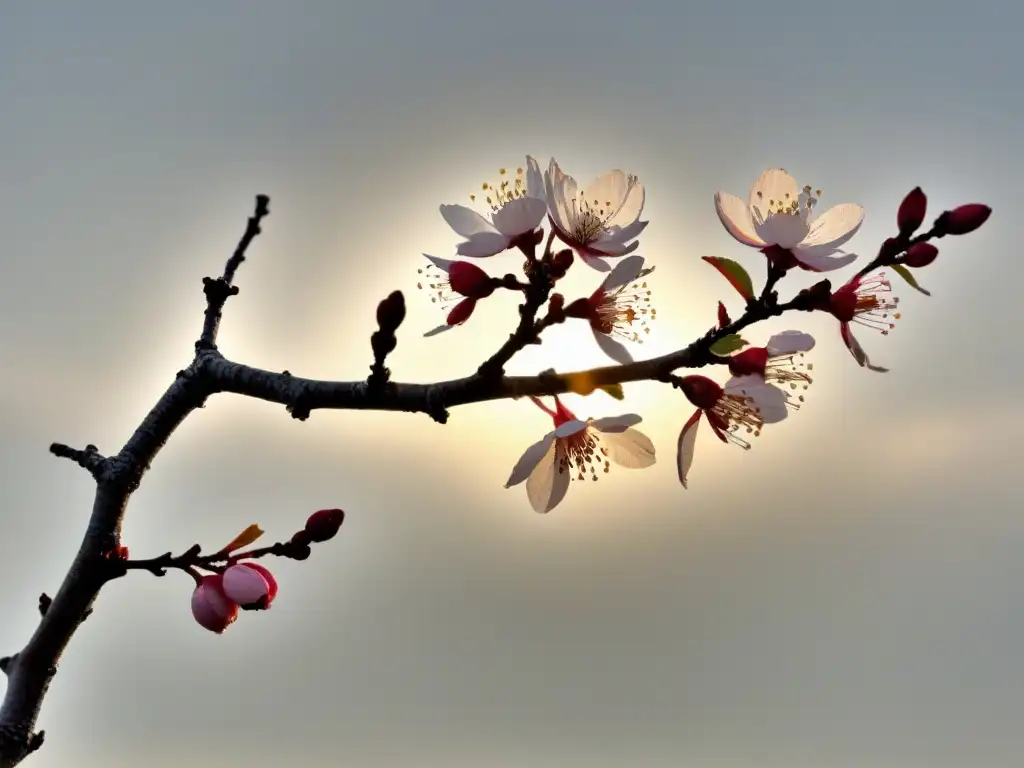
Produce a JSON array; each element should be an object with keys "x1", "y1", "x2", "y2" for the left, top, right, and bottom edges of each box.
[
  {"x1": 505, "y1": 395, "x2": 655, "y2": 513},
  {"x1": 563, "y1": 254, "x2": 655, "y2": 363},
  {"x1": 418, "y1": 255, "x2": 498, "y2": 336},
  {"x1": 439, "y1": 157, "x2": 547, "y2": 258},
  {"x1": 544, "y1": 158, "x2": 648, "y2": 271},
  {"x1": 726, "y1": 331, "x2": 815, "y2": 414},
  {"x1": 827, "y1": 273, "x2": 899, "y2": 372},
  {"x1": 715, "y1": 168, "x2": 864, "y2": 272}
]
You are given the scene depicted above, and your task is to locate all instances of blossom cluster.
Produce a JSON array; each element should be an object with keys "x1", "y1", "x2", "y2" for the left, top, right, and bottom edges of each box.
[{"x1": 418, "y1": 157, "x2": 991, "y2": 513}]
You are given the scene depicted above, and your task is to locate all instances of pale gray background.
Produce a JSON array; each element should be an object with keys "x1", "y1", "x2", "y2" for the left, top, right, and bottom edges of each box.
[{"x1": 1, "y1": 1, "x2": 1021, "y2": 766}]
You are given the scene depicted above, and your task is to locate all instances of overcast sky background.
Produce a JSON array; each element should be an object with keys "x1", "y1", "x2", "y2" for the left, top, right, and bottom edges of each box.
[{"x1": 0, "y1": 1, "x2": 1021, "y2": 766}]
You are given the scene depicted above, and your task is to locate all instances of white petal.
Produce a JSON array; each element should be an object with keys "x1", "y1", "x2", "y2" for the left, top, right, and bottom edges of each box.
[
  {"x1": 800, "y1": 203, "x2": 864, "y2": 250},
  {"x1": 603, "y1": 218, "x2": 648, "y2": 245},
  {"x1": 554, "y1": 419, "x2": 589, "y2": 438},
  {"x1": 725, "y1": 376, "x2": 788, "y2": 424},
  {"x1": 582, "y1": 170, "x2": 645, "y2": 228},
  {"x1": 789, "y1": 246, "x2": 859, "y2": 272},
  {"x1": 748, "y1": 168, "x2": 800, "y2": 216},
  {"x1": 840, "y1": 322, "x2": 889, "y2": 373},
  {"x1": 505, "y1": 432, "x2": 557, "y2": 487},
  {"x1": 765, "y1": 330, "x2": 816, "y2": 356},
  {"x1": 545, "y1": 158, "x2": 578, "y2": 232},
  {"x1": 440, "y1": 204, "x2": 497, "y2": 238},
  {"x1": 579, "y1": 253, "x2": 613, "y2": 272},
  {"x1": 714, "y1": 191, "x2": 763, "y2": 247},
  {"x1": 423, "y1": 323, "x2": 457, "y2": 337},
  {"x1": 525, "y1": 155, "x2": 545, "y2": 200},
  {"x1": 590, "y1": 414, "x2": 643, "y2": 433},
  {"x1": 422, "y1": 253, "x2": 456, "y2": 273},
  {"x1": 590, "y1": 238, "x2": 639, "y2": 257},
  {"x1": 676, "y1": 409, "x2": 702, "y2": 489},
  {"x1": 526, "y1": 440, "x2": 571, "y2": 513},
  {"x1": 600, "y1": 254, "x2": 645, "y2": 291},
  {"x1": 600, "y1": 427, "x2": 656, "y2": 469},
  {"x1": 456, "y1": 232, "x2": 510, "y2": 258},
  {"x1": 752, "y1": 212, "x2": 810, "y2": 249},
  {"x1": 593, "y1": 325, "x2": 635, "y2": 364},
  {"x1": 490, "y1": 196, "x2": 547, "y2": 236}
]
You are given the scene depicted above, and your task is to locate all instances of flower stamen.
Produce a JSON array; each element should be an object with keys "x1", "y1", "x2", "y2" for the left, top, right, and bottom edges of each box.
[
  {"x1": 593, "y1": 278, "x2": 656, "y2": 344},
  {"x1": 469, "y1": 166, "x2": 528, "y2": 212}
]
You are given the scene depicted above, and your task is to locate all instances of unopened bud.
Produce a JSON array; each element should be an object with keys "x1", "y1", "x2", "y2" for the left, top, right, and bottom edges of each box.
[
  {"x1": 902, "y1": 242, "x2": 939, "y2": 268},
  {"x1": 897, "y1": 187, "x2": 927, "y2": 235},
  {"x1": 305, "y1": 508, "x2": 345, "y2": 543},
  {"x1": 190, "y1": 574, "x2": 238, "y2": 634},
  {"x1": 549, "y1": 249, "x2": 574, "y2": 276},
  {"x1": 375, "y1": 290, "x2": 406, "y2": 332},
  {"x1": 222, "y1": 562, "x2": 278, "y2": 610},
  {"x1": 941, "y1": 204, "x2": 991, "y2": 235},
  {"x1": 548, "y1": 293, "x2": 565, "y2": 312}
]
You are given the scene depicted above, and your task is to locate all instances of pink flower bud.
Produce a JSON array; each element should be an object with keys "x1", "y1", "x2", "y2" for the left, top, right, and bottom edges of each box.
[
  {"x1": 903, "y1": 242, "x2": 939, "y2": 268},
  {"x1": 222, "y1": 563, "x2": 277, "y2": 610},
  {"x1": 375, "y1": 290, "x2": 406, "y2": 331},
  {"x1": 305, "y1": 508, "x2": 345, "y2": 543},
  {"x1": 191, "y1": 575, "x2": 238, "y2": 634},
  {"x1": 897, "y1": 187, "x2": 927, "y2": 235},
  {"x1": 943, "y1": 204, "x2": 991, "y2": 235}
]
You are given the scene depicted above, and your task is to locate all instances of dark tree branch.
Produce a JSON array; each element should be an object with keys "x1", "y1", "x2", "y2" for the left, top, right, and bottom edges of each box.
[{"x1": 0, "y1": 192, "x2": 904, "y2": 766}]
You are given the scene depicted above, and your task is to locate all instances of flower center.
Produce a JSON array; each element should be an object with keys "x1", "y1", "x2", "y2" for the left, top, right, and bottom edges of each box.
[
  {"x1": 593, "y1": 279, "x2": 656, "y2": 342},
  {"x1": 416, "y1": 264, "x2": 464, "y2": 310},
  {"x1": 852, "y1": 274, "x2": 900, "y2": 334},
  {"x1": 765, "y1": 353, "x2": 813, "y2": 411},
  {"x1": 711, "y1": 394, "x2": 763, "y2": 450},
  {"x1": 557, "y1": 426, "x2": 611, "y2": 482},
  {"x1": 755, "y1": 184, "x2": 821, "y2": 221},
  {"x1": 567, "y1": 175, "x2": 640, "y2": 244},
  {"x1": 470, "y1": 167, "x2": 528, "y2": 212}
]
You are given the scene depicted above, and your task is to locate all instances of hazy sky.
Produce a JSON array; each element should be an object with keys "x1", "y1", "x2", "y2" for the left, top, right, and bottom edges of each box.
[{"x1": 1, "y1": 1, "x2": 1021, "y2": 766}]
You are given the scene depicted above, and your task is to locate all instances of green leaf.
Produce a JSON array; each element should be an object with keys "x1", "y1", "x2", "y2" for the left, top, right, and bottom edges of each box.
[
  {"x1": 701, "y1": 256, "x2": 755, "y2": 299},
  {"x1": 598, "y1": 383, "x2": 625, "y2": 400},
  {"x1": 891, "y1": 263, "x2": 931, "y2": 296},
  {"x1": 709, "y1": 334, "x2": 749, "y2": 356}
]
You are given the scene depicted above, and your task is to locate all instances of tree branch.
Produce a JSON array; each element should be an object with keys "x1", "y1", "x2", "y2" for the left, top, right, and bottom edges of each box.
[{"x1": 0, "y1": 193, "x2": 847, "y2": 765}]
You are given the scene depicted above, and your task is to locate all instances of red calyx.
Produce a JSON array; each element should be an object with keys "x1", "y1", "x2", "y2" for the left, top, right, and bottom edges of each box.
[
  {"x1": 680, "y1": 375, "x2": 723, "y2": 410},
  {"x1": 760, "y1": 244, "x2": 800, "y2": 271},
  {"x1": 828, "y1": 283, "x2": 859, "y2": 323},
  {"x1": 728, "y1": 347, "x2": 769, "y2": 377},
  {"x1": 446, "y1": 297, "x2": 477, "y2": 325},
  {"x1": 448, "y1": 262, "x2": 496, "y2": 298}
]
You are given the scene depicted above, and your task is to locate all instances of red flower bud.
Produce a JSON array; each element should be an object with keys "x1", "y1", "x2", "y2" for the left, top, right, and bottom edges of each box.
[
  {"x1": 305, "y1": 508, "x2": 345, "y2": 543},
  {"x1": 716, "y1": 301, "x2": 731, "y2": 328},
  {"x1": 447, "y1": 262, "x2": 495, "y2": 298},
  {"x1": 191, "y1": 574, "x2": 238, "y2": 634},
  {"x1": 222, "y1": 563, "x2": 278, "y2": 610},
  {"x1": 548, "y1": 293, "x2": 565, "y2": 312},
  {"x1": 902, "y1": 242, "x2": 939, "y2": 268},
  {"x1": 679, "y1": 375, "x2": 724, "y2": 410},
  {"x1": 375, "y1": 290, "x2": 406, "y2": 331},
  {"x1": 549, "y1": 249, "x2": 574, "y2": 275},
  {"x1": 897, "y1": 187, "x2": 927, "y2": 235},
  {"x1": 943, "y1": 204, "x2": 991, "y2": 235}
]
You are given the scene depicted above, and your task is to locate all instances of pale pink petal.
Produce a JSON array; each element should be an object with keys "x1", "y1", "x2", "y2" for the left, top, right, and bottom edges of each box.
[
  {"x1": 491, "y1": 196, "x2": 547, "y2": 236},
  {"x1": 582, "y1": 170, "x2": 645, "y2": 228},
  {"x1": 601, "y1": 254, "x2": 646, "y2": 291},
  {"x1": 840, "y1": 322, "x2": 889, "y2": 373},
  {"x1": 422, "y1": 253, "x2": 456, "y2": 273},
  {"x1": 505, "y1": 432, "x2": 557, "y2": 487},
  {"x1": 553, "y1": 419, "x2": 589, "y2": 438},
  {"x1": 222, "y1": 564, "x2": 271, "y2": 607},
  {"x1": 799, "y1": 203, "x2": 864, "y2": 250},
  {"x1": 714, "y1": 191, "x2": 764, "y2": 247},
  {"x1": 600, "y1": 427, "x2": 656, "y2": 469},
  {"x1": 725, "y1": 375, "x2": 788, "y2": 424},
  {"x1": 676, "y1": 408, "x2": 703, "y2": 489},
  {"x1": 526, "y1": 440, "x2": 571, "y2": 513},
  {"x1": 545, "y1": 158, "x2": 578, "y2": 232},
  {"x1": 748, "y1": 168, "x2": 800, "y2": 217},
  {"x1": 525, "y1": 155, "x2": 545, "y2": 200},
  {"x1": 592, "y1": 325, "x2": 634, "y2": 364},
  {"x1": 590, "y1": 414, "x2": 643, "y2": 432},
  {"x1": 423, "y1": 323, "x2": 458, "y2": 337},
  {"x1": 440, "y1": 204, "x2": 497, "y2": 238},
  {"x1": 752, "y1": 212, "x2": 810, "y2": 249},
  {"x1": 579, "y1": 253, "x2": 613, "y2": 272},
  {"x1": 765, "y1": 330, "x2": 816, "y2": 356},
  {"x1": 789, "y1": 246, "x2": 859, "y2": 272},
  {"x1": 590, "y1": 239, "x2": 639, "y2": 257},
  {"x1": 603, "y1": 218, "x2": 648, "y2": 245},
  {"x1": 456, "y1": 232, "x2": 511, "y2": 258}
]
